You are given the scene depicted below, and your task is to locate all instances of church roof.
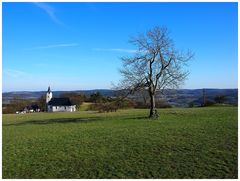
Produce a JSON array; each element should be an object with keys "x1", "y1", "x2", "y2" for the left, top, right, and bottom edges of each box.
[{"x1": 48, "y1": 98, "x2": 73, "y2": 106}]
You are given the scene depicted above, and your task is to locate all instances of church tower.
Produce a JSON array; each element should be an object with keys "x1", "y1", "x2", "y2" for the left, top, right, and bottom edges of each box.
[{"x1": 46, "y1": 86, "x2": 53, "y2": 104}]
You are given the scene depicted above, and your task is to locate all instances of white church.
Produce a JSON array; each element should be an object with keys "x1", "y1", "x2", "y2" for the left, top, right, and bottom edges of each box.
[{"x1": 46, "y1": 86, "x2": 76, "y2": 112}]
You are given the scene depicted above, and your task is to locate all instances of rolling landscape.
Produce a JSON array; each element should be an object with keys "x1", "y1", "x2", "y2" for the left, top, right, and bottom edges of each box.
[
  {"x1": 3, "y1": 106, "x2": 238, "y2": 178},
  {"x1": 3, "y1": 88, "x2": 238, "y2": 106},
  {"x1": 2, "y1": 88, "x2": 238, "y2": 178},
  {"x1": 3, "y1": 2, "x2": 237, "y2": 179}
]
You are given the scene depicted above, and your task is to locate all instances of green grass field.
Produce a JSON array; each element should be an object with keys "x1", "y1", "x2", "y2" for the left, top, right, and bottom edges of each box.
[{"x1": 2, "y1": 107, "x2": 238, "y2": 178}]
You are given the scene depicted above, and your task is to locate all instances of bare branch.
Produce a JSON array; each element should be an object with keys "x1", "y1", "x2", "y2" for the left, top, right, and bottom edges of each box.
[{"x1": 116, "y1": 26, "x2": 194, "y2": 118}]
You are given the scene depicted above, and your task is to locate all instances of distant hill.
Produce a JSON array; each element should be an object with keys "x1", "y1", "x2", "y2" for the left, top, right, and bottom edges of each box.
[
  {"x1": 3, "y1": 89, "x2": 238, "y2": 107},
  {"x1": 2, "y1": 89, "x2": 115, "y2": 104},
  {"x1": 158, "y1": 89, "x2": 238, "y2": 107}
]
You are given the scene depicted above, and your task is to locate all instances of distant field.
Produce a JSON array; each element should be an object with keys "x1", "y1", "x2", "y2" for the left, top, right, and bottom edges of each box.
[{"x1": 2, "y1": 107, "x2": 238, "y2": 178}]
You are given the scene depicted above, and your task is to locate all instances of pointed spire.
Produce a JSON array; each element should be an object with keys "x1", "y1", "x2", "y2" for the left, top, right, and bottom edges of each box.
[{"x1": 48, "y1": 86, "x2": 51, "y2": 93}]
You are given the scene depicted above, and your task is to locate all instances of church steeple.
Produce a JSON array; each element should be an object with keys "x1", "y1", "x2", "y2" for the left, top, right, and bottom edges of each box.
[
  {"x1": 46, "y1": 86, "x2": 53, "y2": 108},
  {"x1": 47, "y1": 86, "x2": 51, "y2": 93}
]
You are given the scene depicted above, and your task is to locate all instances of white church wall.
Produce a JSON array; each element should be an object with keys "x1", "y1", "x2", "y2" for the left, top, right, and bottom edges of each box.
[
  {"x1": 48, "y1": 105, "x2": 76, "y2": 112},
  {"x1": 46, "y1": 92, "x2": 52, "y2": 104},
  {"x1": 47, "y1": 105, "x2": 53, "y2": 112},
  {"x1": 71, "y1": 105, "x2": 76, "y2": 112}
]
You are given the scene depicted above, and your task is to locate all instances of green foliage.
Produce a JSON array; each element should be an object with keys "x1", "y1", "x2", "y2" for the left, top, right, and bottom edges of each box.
[
  {"x1": 89, "y1": 92, "x2": 104, "y2": 103},
  {"x1": 204, "y1": 100, "x2": 215, "y2": 107},
  {"x1": 37, "y1": 95, "x2": 46, "y2": 112},
  {"x1": 61, "y1": 93, "x2": 85, "y2": 110},
  {"x1": 88, "y1": 102, "x2": 118, "y2": 113},
  {"x1": 114, "y1": 98, "x2": 135, "y2": 109},
  {"x1": 2, "y1": 105, "x2": 15, "y2": 114},
  {"x1": 87, "y1": 97, "x2": 135, "y2": 112},
  {"x1": 3, "y1": 97, "x2": 33, "y2": 114},
  {"x1": 188, "y1": 102, "x2": 194, "y2": 108},
  {"x1": 3, "y1": 107, "x2": 237, "y2": 178}
]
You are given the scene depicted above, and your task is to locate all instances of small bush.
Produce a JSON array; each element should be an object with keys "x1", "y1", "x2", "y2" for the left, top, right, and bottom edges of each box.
[
  {"x1": 188, "y1": 102, "x2": 194, "y2": 108},
  {"x1": 3, "y1": 106, "x2": 15, "y2": 114},
  {"x1": 214, "y1": 95, "x2": 226, "y2": 104},
  {"x1": 114, "y1": 98, "x2": 135, "y2": 109},
  {"x1": 204, "y1": 100, "x2": 215, "y2": 107},
  {"x1": 87, "y1": 102, "x2": 118, "y2": 113}
]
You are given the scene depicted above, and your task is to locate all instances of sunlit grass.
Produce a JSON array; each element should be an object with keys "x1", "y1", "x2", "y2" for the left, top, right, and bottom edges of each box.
[{"x1": 3, "y1": 107, "x2": 237, "y2": 178}]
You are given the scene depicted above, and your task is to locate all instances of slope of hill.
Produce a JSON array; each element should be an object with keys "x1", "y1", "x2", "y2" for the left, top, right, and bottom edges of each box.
[{"x1": 3, "y1": 107, "x2": 238, "y2": 178}]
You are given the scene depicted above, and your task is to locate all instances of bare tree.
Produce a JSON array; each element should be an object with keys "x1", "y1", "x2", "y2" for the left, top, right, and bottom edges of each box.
[{"x1": 118, "y1": 26, "x2": 194, "y2": 118}]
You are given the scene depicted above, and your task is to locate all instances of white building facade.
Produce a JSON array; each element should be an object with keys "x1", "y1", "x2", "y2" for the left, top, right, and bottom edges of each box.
[{"x1": 46, "y1": 86, "x2": 76, "y2": 112}]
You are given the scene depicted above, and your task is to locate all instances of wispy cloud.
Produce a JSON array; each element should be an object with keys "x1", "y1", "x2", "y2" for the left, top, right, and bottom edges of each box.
[
  {"x1": 25, "y1": 43, "x2": 79, "y2": 50},
  {"x1": 93, "y1": 48, "x2": 138, "y2": 53},
  {"x1": 33, "y1": 2, "x2": 63, "y2": 26},
  {"x1": 3, "y1": 69, "x2": 29, "y2": 78}
]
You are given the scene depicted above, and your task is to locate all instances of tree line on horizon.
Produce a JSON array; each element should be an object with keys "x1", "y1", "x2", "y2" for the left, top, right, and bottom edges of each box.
[
  {"x1": 3, "y1": 90, "x2": 232, "y2": 114},
  {"x1": 3, "y1": 90, "x2": 174, "y2": 114}
]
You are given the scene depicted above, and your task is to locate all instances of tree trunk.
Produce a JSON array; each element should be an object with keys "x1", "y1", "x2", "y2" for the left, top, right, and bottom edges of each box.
[{"x1": 149, "y1": 92, "x2": 159, "y2": 119}]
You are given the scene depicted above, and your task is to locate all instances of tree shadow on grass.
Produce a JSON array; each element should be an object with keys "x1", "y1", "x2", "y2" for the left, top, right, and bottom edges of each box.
[
  {"x1": 3, "y1": 114, "x2": 151, "y2": 127},
  {"x1": 3, "y1": 117, "x2": 102, "y2": 127},
  {"x1": 123, "y1": 116, "x2": 150, "y2": 121}
]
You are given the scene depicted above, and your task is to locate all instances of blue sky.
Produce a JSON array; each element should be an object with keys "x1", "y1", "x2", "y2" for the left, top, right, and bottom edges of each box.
[{"x1": 3, "y1": 2, "x2": 238, "y2": 92}]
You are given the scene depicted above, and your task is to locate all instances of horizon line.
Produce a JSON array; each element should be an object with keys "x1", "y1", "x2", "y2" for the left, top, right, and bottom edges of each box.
[{"x1": 2, "y1": 88, "x2": 238, "y2": 93}]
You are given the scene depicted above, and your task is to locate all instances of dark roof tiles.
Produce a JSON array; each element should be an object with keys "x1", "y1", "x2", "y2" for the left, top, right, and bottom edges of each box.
[{"x1": 48, "y1": 98, "x2": 73, "y2": 106}]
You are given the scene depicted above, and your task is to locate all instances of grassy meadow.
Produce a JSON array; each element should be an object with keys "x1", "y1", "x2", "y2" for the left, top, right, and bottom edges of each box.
[{"x1": 2, "y1": 106, "x2": 238, "y2": 178}]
